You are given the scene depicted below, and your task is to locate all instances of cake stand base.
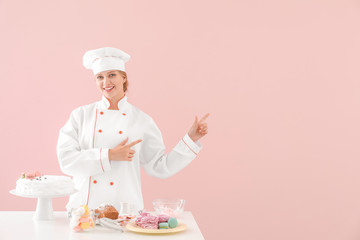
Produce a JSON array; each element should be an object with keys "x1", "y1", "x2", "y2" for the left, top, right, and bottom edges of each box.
[
  {"x1": 34, "y1": 197, "x2": 54, "y2": 220},
  {"x1": 9, "y1": 189, "x2": 78, "y2": 221}
]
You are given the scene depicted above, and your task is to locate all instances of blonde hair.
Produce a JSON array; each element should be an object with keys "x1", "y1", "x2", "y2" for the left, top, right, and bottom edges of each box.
[{"x1": 117, "y1": 70, "x2": 128, "y2": 92}]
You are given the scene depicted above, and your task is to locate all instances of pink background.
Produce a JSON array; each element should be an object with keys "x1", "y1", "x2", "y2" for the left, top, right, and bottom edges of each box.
[{"x1": 1, "y1": 0, "x2": 360, "y2": 239}]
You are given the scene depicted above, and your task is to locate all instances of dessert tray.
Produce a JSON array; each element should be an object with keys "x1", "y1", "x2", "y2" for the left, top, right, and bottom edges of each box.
[
  {"x1": 9, "y1": 189, "x2": 78, "y2": 220},
  {"x1": 126, "y1": 220, "x2": 187, "y2": 234}
]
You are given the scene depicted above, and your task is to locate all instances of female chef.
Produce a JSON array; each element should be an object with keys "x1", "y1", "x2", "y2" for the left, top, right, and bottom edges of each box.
[{"x1": 57, "y1": 47, "x2": 209, "y2": 215}]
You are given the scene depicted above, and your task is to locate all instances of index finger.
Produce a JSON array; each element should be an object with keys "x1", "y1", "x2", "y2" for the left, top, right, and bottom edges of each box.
[
  {"x1": 126, "y1": 139, "x2": 143, "y2": 148},
  {"x1": 199, "y1": 113, "x2": 210, "y2": 123}
]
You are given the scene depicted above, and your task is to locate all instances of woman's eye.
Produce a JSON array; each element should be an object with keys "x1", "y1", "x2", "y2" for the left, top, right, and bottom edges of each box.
[
  {"x1": 97, "y1": 76, "x2": 103, "y2": 79},
  {"x1": 110, "y1": 74, "x2": 115, "y2": 77}
]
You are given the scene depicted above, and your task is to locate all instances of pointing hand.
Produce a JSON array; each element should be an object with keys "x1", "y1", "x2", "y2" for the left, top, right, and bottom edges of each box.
[
  {"x1": 188, "y1": 113, "x2": 210, "y2": 142},
  {"x1": 109, "y1": 137, "x2": 143, "y2": 161}
]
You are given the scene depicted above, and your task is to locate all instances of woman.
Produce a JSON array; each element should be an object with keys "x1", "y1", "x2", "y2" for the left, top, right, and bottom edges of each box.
[{"x1": 57, "y1": 47, "x2": 209, "y2": 215}]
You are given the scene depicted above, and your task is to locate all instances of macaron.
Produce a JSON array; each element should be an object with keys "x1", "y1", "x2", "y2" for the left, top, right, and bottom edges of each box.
[
  {"x1": 159, "y1": 222, "x2": 169, "y2": 229},
  {"x1": 168, "y1": 217, "x2": 178, "y2": 228}
]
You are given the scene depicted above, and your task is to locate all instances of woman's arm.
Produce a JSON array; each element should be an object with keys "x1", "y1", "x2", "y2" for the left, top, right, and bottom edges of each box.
[
  {"x1": 139, "y1": 117, "x2": 203, "y2": 179},
  {"x1": 56, "y1": 109, "x2": 112, "y2": 177}
]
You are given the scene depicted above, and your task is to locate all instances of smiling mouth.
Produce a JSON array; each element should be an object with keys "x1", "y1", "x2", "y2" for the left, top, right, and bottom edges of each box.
[{"x1": 104, "y1": 86, "x2": 114, "y2": 92}]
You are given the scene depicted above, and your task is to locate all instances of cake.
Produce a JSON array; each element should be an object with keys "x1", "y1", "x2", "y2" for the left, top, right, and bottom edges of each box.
[
  {"x1": 94, "y1": 203, "x2": 119, "y2": 220},
  {"x1": 15, "y1": 171, "x2": 75, "y2": 195}
]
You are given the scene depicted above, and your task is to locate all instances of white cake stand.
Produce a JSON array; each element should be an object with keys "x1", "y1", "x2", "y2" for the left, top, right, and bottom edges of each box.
[{"x1": 9, "y1": 189, "x2": 78, "y2": 221}]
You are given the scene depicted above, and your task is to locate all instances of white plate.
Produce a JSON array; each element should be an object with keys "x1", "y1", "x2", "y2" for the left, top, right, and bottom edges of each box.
[
  {"x1": 126, "y1": 221, "x2": 187, "y2": 234},
  {"x1": 9, "y1": 189, "x2": 78, "y2": 198}
]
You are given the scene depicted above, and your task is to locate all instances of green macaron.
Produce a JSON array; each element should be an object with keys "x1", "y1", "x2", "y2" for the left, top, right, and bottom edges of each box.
[
  {"x1": 168, "y1": 217, "x2": 178, "y2": 228},
  {"x1": 159, "y1": 222, "x2": 169, "y2": 229}
]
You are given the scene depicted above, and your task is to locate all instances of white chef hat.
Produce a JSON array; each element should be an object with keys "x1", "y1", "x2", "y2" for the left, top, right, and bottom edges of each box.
[{"x1": 83, "y1": 47, "x2": 131, "y2": 75}]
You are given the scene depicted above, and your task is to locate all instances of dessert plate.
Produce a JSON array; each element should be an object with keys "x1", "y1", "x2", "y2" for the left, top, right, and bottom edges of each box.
[{"x1": 126, "y1": 221, "x2": 187, "y2": 234}]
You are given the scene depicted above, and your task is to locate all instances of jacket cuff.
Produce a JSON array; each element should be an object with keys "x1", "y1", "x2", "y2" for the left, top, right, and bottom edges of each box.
[
  {"x1": 182, "y1": 133, "x2": 202, "y2": 155},
  {"x1": 100, "y1": 148, "x2": 111, "y2": 172}
]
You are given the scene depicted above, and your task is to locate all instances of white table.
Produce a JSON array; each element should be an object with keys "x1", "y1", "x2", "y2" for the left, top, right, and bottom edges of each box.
[{"x1": 0, "y1": 211, "x2": 205, "y2": 240}]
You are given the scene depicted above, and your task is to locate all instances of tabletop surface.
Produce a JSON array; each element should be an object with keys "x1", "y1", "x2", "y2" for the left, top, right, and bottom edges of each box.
[{"x1": 0, "y1": 211, "x2": 205, "y2": 240}]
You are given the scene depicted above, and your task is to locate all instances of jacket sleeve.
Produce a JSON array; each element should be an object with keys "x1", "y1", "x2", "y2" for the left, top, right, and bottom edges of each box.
[
  {"x1": 139, "y1": 117, "x2": 202, "y2": 179},
  {"x1": 57, "y1": 109, "x2": 112, "y2": 177}
]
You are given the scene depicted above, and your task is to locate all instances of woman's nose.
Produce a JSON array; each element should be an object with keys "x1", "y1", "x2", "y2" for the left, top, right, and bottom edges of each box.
[{"x1": 104, "y1": 77, "x2": 111, "y2": 85}]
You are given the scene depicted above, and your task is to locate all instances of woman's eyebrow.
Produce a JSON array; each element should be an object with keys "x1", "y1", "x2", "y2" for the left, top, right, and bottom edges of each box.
[{"x1": 96, "y1": 71, "x2": 116, "y2": 77}]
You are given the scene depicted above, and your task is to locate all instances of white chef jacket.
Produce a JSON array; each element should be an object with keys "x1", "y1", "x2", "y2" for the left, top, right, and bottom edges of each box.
[{"x1": 56, "y1": 95, "x2": 202, "y2": 214}]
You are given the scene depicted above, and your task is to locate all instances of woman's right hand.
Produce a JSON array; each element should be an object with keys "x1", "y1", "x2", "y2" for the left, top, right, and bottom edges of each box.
[{"x1": 109, "y1": 137, "x2": 142, "y2": 161}]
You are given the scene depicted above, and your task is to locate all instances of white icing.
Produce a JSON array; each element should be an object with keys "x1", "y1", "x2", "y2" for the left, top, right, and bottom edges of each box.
[
  {"x1": 16, "y1": 175, "x2": 74, "y2": 195},
  {"x1": 98, "y1": 203, "x2": 112, "y2": 209}
]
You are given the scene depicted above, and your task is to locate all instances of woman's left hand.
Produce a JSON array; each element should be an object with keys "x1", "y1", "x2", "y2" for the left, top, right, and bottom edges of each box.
[{"x1": 188, "y1": 113, "x2": 210, "y2": 142}]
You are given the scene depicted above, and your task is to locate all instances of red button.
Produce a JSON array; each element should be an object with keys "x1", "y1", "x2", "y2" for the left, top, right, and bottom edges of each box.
[
  {"x1": 119, "y1": 131, "x2": 122, "y2": 134},
  {"x1": 98, "y1": 129, "x2": 102, "y2": 133},
  {"x1": 122, "y1": 113, "x2": 126, "y2": 116},
  {"x1": 110, "y1": 182, "x2": 114, "y2": 186},
  {"x1": 100, "y1": 111, "x2": 104, "y2": 115},
  {"x1": 93, "y1": 180, "x2": 97, "y2": 184}
]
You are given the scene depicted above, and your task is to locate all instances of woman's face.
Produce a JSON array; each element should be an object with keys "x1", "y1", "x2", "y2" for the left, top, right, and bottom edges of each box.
[{"x1": 95, "y1": 70, "x2": 125, "y2": 99}]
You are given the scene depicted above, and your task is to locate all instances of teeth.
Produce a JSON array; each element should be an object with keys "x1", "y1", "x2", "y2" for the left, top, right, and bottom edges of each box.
[{"x1": 105, "y1": 86, "x2": 114, "y2": 90}]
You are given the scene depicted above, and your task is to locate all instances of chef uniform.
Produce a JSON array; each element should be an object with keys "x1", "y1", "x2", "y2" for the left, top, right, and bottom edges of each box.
[{"x1": 57, "y1": 47, "x2": 202, "y2": 215}]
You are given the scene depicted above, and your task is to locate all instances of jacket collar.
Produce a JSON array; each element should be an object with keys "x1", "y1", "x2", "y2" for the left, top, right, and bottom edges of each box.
[{"x1": 99, "y1": 94, "x2": 128, "y2": 110}]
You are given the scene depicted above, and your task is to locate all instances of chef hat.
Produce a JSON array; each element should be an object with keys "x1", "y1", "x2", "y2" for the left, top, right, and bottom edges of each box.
[{"x1": 83, "y1": 47, "x2": 131, "y2": 75}]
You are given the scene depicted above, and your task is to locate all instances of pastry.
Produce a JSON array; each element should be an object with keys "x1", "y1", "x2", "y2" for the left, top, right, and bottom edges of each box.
[{"x1": 94, "y1": 203, "x2": 119, "y2": 220}]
